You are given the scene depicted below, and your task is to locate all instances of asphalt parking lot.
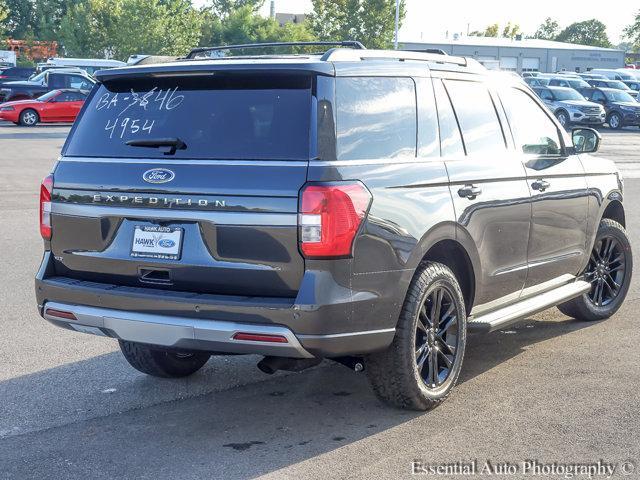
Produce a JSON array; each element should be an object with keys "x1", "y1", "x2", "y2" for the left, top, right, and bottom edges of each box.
[{"x1": 1, "y1": 122, "x2": 639, "y2": 479}]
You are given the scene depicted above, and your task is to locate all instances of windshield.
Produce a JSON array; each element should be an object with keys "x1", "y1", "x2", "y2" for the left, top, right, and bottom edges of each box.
[
  {"x1": 605, "y1": 90, "x2": 635, "y2": 102},
  {"x1": 37, "y1": 90, "x2": 60, "y2": 102},
  {"x1": 608, "y1": 81, "x2": 629, "y2": 89},
  {"x1": 29, "y1": 71, "x2": 47, "y2": 83},
  {"x1": 568, "y1": 79, "x2": 589, "y2": 89},
  {"x1": 552, "y1": 89, "x2": 585, "y2": 101},
  {"x1": 65, "y1": 74, "x2": 313, "y2": 160}
]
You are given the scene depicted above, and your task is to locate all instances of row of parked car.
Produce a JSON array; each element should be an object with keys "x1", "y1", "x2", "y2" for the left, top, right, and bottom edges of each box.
[
  {"x1": 0, "y1": 67, "x2": 94, "y2": 125},
  {"x1": 522, "y1": 69, "x2": 640, "y2": 130}
]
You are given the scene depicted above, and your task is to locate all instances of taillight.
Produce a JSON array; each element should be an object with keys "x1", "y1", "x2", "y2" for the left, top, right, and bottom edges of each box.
[
  {"x1": 299, "y1": 182, "x2": 372, "y2": 258},
  {"x1": 40, "y1": 174, "x2": 53, "y2": 240}
]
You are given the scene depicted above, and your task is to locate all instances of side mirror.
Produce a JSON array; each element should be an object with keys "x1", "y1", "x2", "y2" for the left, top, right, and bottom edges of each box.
[{"x1": 572, "y1": 127, "x2": 601, "y2": 154}]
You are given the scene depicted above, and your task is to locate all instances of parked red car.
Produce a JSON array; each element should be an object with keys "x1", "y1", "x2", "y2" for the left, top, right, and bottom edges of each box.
[{"x1": 0, "y1": 89, "x2": 88, "y2": 126}]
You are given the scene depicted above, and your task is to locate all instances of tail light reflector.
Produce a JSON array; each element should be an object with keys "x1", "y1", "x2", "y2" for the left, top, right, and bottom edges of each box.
[
  {"x1": 233, "y1": 332, "x2": 288, "y2": 343},
  {"x1": 45, "y1": 308, "x2": 77, "y2": 320},
  {"x1": 40, "y1": 174, "x2": 53, "y2": 240},
  {"x1": 299, "y1": 182, "x2": 372, "y2": 258}
]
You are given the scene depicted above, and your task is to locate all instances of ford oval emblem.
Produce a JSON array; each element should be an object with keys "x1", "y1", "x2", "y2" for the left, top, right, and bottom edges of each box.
[
  {"x1": 143, "y1": 168, "x2": 175, "y2": 184},
  {"x1": 158, "y1": 239, "x2": 176, "y2": 248}
]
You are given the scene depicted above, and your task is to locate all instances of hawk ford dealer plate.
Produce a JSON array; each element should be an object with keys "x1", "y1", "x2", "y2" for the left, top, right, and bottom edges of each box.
[{"x1": 131, "y1": 226, "x2": 183, "y2": 260}]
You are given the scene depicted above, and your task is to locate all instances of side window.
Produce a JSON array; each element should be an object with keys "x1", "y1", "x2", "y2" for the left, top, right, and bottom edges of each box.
[
  {"x1": 432, "y1": 79, "x2": 464, "y2": 157},
  {"x1": 415, "y1": 78, "x2": 439, "y2": 158},
  {"x1": 68, "y1": 75, "x2": 92, "y2": 90},
  {"x1": 592, "y1": 91, "x2": 606, "y2": 102},
  {"x1": 336, "y1": 77, "x2": 416, "y2": 160},
  {"x1": 444, "y1": 80, "x2": 506, "y2": 155},
  {"x1": 500, "y1": 87, "x2": 562, "y2": 156}
]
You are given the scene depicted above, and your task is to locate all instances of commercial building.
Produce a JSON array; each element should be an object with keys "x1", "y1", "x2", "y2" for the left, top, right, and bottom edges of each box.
[{"x1": 401, "y1": 36, "x2": 625, "y2": 73}]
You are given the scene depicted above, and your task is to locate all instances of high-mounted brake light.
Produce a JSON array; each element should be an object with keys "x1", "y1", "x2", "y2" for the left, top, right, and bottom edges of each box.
[
  {"x1": 299, "y1": 182, "x2": 372, "y2": 258},
  {"x1": 40, "y1": 174, "x2": 53, "y2": 240}
]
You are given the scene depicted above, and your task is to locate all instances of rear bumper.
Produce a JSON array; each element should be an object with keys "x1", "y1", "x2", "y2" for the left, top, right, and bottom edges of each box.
[
  {"x1": 43, "y1": 301, "x2": 315, "y2": 358},
  {"x1": 35, "y1": 252, "x2": 400, "y2": 358}
]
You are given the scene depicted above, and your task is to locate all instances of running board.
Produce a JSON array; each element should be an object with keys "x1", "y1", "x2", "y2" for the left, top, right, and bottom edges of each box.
[{"x1": 468, "y1": 280, "x2": 591, "y2": 332}]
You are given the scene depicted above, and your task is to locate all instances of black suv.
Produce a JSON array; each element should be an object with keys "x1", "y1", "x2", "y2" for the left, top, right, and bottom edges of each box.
[
  {"x1": 35, "y1": 42, "x2": 632, "y2": 410},
  {"x1": 579, "y1": 87, "x2": 640, "y2": 129}
]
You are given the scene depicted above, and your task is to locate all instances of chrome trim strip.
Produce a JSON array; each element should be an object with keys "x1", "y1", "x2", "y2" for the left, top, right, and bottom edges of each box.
[
  {"x1": 297, "y1": 328, "x2": 396, "y2": 339},
  {"x1": 43, "y1": 302, "x2": 314, "y2": 358},
  {"x1": 493, "y1": 252, "x2": 583, "y2": 277},
  {"x1": 468, "y1": 280, "x2": 590, "y2": 332},
  {"x1": 58, "y1": 156, "x2": 309, "y2": 167},
  {"x1": 51, "y1": 202, "x2": 297, "y2": 226}
]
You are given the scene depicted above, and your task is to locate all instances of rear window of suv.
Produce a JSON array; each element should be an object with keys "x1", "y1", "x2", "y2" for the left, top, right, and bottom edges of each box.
[{"x1": 64, "y1": 75, "x2": 312, "y2": 160}]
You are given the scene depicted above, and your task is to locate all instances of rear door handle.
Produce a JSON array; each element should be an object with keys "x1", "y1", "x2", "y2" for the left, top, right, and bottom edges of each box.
[
  {"x1": 531, "y1": 179, "x2": 550, "y2": 192},
  {"x1": 458, "y1": 185, "x2": 482, "y2": 200}
]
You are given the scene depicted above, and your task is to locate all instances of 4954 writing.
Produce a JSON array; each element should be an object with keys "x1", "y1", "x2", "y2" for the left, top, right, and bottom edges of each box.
[{"x1": 105, "y1": 117, "x2": 155, "y2": 139}]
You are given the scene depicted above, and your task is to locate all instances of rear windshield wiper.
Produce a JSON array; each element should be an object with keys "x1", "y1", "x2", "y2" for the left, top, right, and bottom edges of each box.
[{"x1": 126, "y1": 137, "x2": 186, "y2": 155}]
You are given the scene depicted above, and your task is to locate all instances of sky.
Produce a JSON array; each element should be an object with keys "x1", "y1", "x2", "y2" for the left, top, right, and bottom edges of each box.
[{"x1": 194, "y1": 0, "x2": 638, "y2": 45}]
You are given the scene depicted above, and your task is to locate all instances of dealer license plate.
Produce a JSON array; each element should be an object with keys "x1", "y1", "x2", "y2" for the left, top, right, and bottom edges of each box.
[{"x1": 131, "y1": 226, "x2": 183, "y2": 260}]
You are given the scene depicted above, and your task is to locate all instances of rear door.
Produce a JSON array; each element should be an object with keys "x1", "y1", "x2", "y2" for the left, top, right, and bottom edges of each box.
[
  {"x1": 51, "y1": 73, "x2": 315, "y2": 298},
  {"x1": 438, "y1": 77, "x2": 531, "y2": 309}
]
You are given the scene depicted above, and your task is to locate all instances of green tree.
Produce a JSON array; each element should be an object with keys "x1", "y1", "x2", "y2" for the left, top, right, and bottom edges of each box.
[
  {"x1": 200, "y1": 5, "x2": 315, "y2": 52},
  {"x1": 470, "y1": 23, "x2": 499, "y2": 37},
  {"x1": 532, "y1": 17, "x2": 559, "y2": 40},
  {"x1": 2, "y1": 0, "x2": 72, "y2": 40},
  {"x1": 555, "y1": 19, "x2": 612, "y2": 48},
  {"x1": 209, "y1": 0, "x2": 264, "y2": 16},
  {"x1": 309, "y1": 0, "x2": 406, "y2": 49},
  {"x1": 624, "y1": 9, "x2": 640, "y2": 51},
  {"x1": 60, "y1": 0, "x2": 203, "y2": 60},
  {"x1": 502, "y1": 22, "x2": 521, "y2": 39},
  {"x1": 0, "y1": 0, "x2": 9, "y2": 35}
]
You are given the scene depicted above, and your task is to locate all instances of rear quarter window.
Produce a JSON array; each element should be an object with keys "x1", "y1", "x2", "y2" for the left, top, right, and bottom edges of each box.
[
  {"x1": 335, "y1": 77, "x2": 416, "y2": 160},
  {"x1": 64, "y1": 75, "x2": 312, "y2": 160},
  {"x1": 444, "y1": 80, "x2": 506, "y2": 155}
]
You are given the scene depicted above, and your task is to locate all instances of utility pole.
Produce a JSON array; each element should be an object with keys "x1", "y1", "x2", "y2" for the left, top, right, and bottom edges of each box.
[
  {"x1": 270, "y1": 0, "x2": 275, "y2": 19},
  {"x1": 394, "y1": 0, "x2": 400, "y2": 50}
]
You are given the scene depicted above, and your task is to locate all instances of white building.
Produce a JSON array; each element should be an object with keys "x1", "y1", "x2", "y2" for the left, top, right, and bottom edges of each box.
[{"x1": 401, "y1": 36, "x2": 625, "y2": 73}]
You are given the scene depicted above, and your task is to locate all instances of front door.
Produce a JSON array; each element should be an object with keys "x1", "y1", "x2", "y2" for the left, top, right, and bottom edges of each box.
[
  {"x1": 437, "y1": 78, "x2": 532, "y2": 309},
  {"x1": 499, "y1": 86, "x2": 589, "y2": 290}
]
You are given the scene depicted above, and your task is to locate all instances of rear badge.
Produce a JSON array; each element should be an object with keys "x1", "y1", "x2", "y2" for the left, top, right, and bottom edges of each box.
[{"x1": 143, "y1": 168, "x2": 175, "y2": 184}]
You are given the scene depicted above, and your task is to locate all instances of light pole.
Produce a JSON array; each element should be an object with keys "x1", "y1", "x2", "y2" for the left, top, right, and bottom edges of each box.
[{"x1": 394, "y1": 0, "x2": 400, "y2": 50}]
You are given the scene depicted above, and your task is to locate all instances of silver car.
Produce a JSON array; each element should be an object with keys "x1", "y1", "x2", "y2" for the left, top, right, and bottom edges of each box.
[{"x1": 533, "y1": 86, "x2": 605, "y2": 127}]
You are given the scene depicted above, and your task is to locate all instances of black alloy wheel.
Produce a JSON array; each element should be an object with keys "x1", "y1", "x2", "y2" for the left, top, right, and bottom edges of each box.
[
  {"x1": 585, "y1": 235, "x2": 626, "y2": 307},
  {"x1": 415, "y1": 286, "x2": 459, "y2": 389}
]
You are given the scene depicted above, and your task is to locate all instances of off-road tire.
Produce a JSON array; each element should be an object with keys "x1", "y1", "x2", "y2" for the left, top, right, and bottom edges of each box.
[
  {"x1": 558, "y1": 219, "x2": 632, "y2": 321},
  {"x1": 119, "y1": 340, "x2": 210, "y2": 378},
  {"x1": 366, "y1": 262, "x2": 467, "y2": 410}
]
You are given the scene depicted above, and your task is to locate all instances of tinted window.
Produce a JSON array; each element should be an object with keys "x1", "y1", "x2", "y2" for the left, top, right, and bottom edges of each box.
[
  {"x1": 65, "y1": 75, "x2": 312, "y2": 160},
  {"x1": 336, "y1": 77, "x2": 416, "y2": 160},
  {"x1": 591, "y1": 90, "x2": 606, "y2": 102},
  {"x1": 500, "y1": 87, "x2": 562, "y2": 156},
  {"x1": 59, "y1": 92, "x2": 84, "y2": 102},
  {"x1": 67, "y1": 75, "x2": 93, "y2": 90},
  {"x1": 445, "y1": 80, "x2": 506, "y2": 155},
  {"x1": 416, "y1": 78, "x2": 439, "y2": 158},
  {"x1": 433, "y1": 79, "x2": 464, "y2": 157}
]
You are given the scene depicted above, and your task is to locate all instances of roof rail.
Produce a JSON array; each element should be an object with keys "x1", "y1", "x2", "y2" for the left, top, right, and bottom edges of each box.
[
  {"x1": 186, "y1": 41, "x2": 366, "y2": 59},
  {"x1": 321, "y1": 48, "x2": 483, "y2": 69}
]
